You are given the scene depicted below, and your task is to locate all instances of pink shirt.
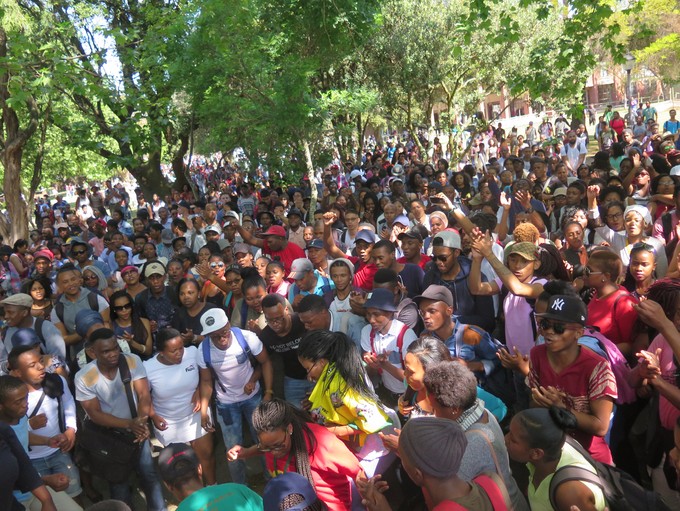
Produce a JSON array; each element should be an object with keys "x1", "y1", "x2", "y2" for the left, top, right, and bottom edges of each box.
[{"x1": 649, "y1": 334, "x2": 680, "y2": 430}]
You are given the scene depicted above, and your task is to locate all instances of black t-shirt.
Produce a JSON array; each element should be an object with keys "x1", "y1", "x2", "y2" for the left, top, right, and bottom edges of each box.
[
  {"x1": 171, "y1": 303, "x2": 219, "y2": 336},
  {"x1": 259, "y1": 314, "x2": 307, "y2": 380},
  {"x1": 0, "y1": 423, "x2": 43, "y2": 511}
]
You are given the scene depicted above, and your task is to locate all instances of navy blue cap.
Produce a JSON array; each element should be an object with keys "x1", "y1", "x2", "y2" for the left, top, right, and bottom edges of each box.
[
  {"x1": 364, "y1": 288, "x2": 397, "y2": 312},
  {"x1": 306, "y1": 239, "x2": 324, "y2": 250},
  {"x1": 11, "y1": 328, "x2": 41, "y2": 348}
]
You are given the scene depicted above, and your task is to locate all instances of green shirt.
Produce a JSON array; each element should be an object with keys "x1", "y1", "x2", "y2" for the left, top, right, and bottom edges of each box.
[{"x1": 177, "y1": 483, "x2": 263, "y2": 511}]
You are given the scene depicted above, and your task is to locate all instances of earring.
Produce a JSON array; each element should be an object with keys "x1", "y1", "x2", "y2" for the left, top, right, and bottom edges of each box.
[{"x1": 601, "y1": 278, "x2": 605, "y2": 283}]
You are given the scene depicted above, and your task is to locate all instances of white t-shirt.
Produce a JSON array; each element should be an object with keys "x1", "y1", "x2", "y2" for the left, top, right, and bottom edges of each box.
[
  {"x1": 360, "y1": 319, "x2": 417, "y2": 394},
  {"x1": 144, "y1": 346, "x2": 199, "y2": 421},
  {"x1": 75, "y1": 353, "x2": 146, "y2": 419},
  {"x1": 560, "y1": 142, "x2": 586, "y2": 173},
  {"x1": 330, "y1": 295, "x2": 352, "y2": 316},
  {"x1": 27, "y1": 376, "x2": 78, "y2": 459},
  {"x1": 196, "y1": 329, "x2": 264, "y2": 404}
]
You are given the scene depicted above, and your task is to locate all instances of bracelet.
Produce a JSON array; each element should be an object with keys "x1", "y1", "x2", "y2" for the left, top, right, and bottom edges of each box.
[{"x1": 264, "y1": 390, "x2": 274, "y2": 395}]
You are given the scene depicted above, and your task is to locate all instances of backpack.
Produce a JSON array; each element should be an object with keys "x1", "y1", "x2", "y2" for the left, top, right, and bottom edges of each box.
[
  {"x1": 582, "y1": 327, "x2": 636, "y2": 405},
  {"x1": 1, "y1": 318, "x2": 49, "y2": 353},
  {"x1": 29, "y1": 373, "x2": 66, "y2": 433},
  {"x1": 549, "y1": 436, "x2": 672, "y2": 511},
  {"x1": 437, "y1": 474, "x2": 508, "y2": 510},
  {"x1": 54, "y1": 291, "x2": 99, "y2": 325},
  {"x1": 201, "y1": 327, "x2": 253, "y2": 392}
]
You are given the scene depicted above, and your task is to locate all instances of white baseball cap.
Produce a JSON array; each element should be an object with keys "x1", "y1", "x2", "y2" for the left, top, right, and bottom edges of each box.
[{"x1": 200, "y1": 308, "x2": 229, "y2": 335}]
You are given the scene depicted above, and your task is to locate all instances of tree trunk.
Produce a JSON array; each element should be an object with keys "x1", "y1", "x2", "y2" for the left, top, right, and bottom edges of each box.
[
  {"x1": 171, "y1": 130, "x2": 193, "y2": 196},
  {"x1": 2, "y1": 147, "x2": 30, "y2": 243},
  {"x1": 302, "y1": 138, "x2": 317, "y2": 217}
]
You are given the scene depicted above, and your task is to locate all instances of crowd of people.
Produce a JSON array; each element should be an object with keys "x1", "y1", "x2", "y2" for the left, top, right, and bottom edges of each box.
[{"x1": 2, "y1": 107, "x2": 680, "y2": 511}]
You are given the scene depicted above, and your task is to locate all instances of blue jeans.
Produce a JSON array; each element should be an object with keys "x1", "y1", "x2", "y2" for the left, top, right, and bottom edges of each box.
[
  {"x1": 215, "y1": 392, "x2": 266, "y2": 485},
  {"x1": 110, "y1": 440, "x2": 166, "y2": 511},
  {"x1": 284, "y1": 376, "x2": 315, "y2": 409},
  {"x1": 31, "y1": 450, "x2": 82, "y2": 497}
]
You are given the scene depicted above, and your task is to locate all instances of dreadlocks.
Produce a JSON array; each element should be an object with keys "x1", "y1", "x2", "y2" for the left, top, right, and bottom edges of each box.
[{"x1": 252, "y1": 399, "x2": 317, "y2": 487}]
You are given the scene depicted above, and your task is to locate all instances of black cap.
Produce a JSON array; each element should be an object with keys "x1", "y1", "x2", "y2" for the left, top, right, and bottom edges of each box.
[
  {"x1": 536, "y1": 294, "x2": 587, "y2": 326},
  {"x1": 158, "y1": 443, "x2": 199, "y2": 484}
]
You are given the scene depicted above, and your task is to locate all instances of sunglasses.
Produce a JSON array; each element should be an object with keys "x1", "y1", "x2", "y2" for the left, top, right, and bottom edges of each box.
[
  {"x1": 113, "y1": 303, "x2": 133, "y2": 311},
  {"x1": 583, "y1": 266, "x2": 603, "y2": 277},
  {"x1": 210, "y1": 262, "x2": 225, "y2": 269},
  {"x1": 538, "y1": 319, "x2": 581, "y2": 334},
  {"x1": 72, "y1": 250, "x2": 87, "y2": 256},
  {"x1": 433, "y1": 254, "x2": 450, "y2": 262}
]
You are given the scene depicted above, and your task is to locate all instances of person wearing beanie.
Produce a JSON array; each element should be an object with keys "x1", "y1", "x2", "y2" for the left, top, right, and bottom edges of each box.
[{"x1": 362, "y1": 417, "x2": 512, "y2": 510}]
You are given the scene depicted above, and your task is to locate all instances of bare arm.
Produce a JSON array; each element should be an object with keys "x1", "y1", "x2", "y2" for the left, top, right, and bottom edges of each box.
[
  {"x1": 322, "y1": 212, "x2": 347, "y2": 259},
  {"x1": 468, "y1": 253, "x2": 499, "y2": 296},
  {"x1": 233, "y1": 220, "x2": 264, "y2": 249},
  {"x1": 254, "y1": 349, "x2": 274, "y2": 400},
  {"x1": 55, "y1": 322, "x2": 82, "y2": 347}
]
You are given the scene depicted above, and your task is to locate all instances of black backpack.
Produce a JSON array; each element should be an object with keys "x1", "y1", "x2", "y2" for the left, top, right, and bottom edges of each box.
[
  {"x1": 549, "y1": 436, "x2": 672, "y2": 511},
  {"x1": 54, "y1": 291, "x2": 99, "y2": 325}
]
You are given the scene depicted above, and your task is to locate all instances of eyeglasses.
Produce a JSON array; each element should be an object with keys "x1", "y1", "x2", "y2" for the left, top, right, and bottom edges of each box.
[
  {"x1": 605, "y1": 212, "x2": 623, "y2": 220},
  {"x1": 583, "y1": 267, "x2": 603, "y2": 277},
  {"x1": 305, "y1": 361, "x2": 319, "y2": 376},
  {"x1": 209, "y1": 262, "x2": 225, "y2": 269},
  {"x1": 72, "y1": 250, "x2": 87, "y2": 256},
  {"x1": 257, "y1": 432, "x2": 288, "y2": 453},
  {"x1": 538, "y1": 319, "x2": 581, "y2": 334},
  {"x1": 113, "y1": 303, "x2": 132, "y2": 311}
]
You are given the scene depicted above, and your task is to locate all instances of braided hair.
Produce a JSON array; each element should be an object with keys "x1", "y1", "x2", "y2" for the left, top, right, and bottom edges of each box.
[
  {"x1": 297, "y1": 330, "x2": 378, "y2": 401},
  {"x1": 252, "y1": 399, "x2": 317, "y2": 486}
]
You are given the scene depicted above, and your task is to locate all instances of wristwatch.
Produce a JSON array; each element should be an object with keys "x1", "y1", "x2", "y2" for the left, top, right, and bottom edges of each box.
[{"x1": 525, "y1": 207, "x2": 534, "y2": 214}]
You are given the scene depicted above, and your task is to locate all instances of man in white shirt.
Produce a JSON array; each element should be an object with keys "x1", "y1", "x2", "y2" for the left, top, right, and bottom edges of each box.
[
  {"x1": 196, "y1": 308, "x2": 273, "y2": 485},
  {"x1": 360, "y1": 288, "x2": 417, "y2": 407},
  {"x1": 560, "y1": 130, "x2": 587, "y2": 175}
]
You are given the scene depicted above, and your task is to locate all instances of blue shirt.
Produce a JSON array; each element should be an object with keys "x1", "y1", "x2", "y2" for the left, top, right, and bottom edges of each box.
[{"x1": 288, "y1": 271, "x2": 334, "y2": 302}]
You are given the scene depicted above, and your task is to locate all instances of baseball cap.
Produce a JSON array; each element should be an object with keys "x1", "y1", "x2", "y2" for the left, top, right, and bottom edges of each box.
[
  {"x1": 263, "y1": 472, "x2": 321, "y2": 511},
  {"x1": 306, "y1": 238, "x2": 324, "y2": 250},
  {"x1": 11, "y1": 328, "x2": 41, "y2": 348},
  {"x1": 204, "y1": 225, "x2": 221, "y2": 235},
  {"x1": 393, "y1": 214, "x2": 410, "y2": 226},
  {"x1": 661, "y1": 131, "x2": 675, "y2": 142},
  {"x1": 223, "y1": 210, "x2": 240, "y2": 221},
  {"x1": 1, "y1": 293, "x2": 34, "y2": 309},
  {"x1": 290, "y1": 258, "x2": 314, "y2": 280},
  {"x1": 355, "y1": 229, "x2": 377, "y2": 244},
  {"x1": 232, "y1": 243, "x2": 251, "y2": 255},
  {"x1": 364, "y1": 288, "x2": 397, "y2": 312},
  {"x1": 552, "y1": 187, "x2": 567, "y2": 197},
  {"x1": 95, "y1": 218, "x2": 107, "y2": 228},
  {"x1": 671, "y1": 165, "x2": 680, "y2": 177},
  {"x1": 349, "y1": 169, "x2": 366, "y2": 181},
  {"x1": 121, "y1": 265, "x2": 139, "y2": 276},
  {"x1": 433, "y1": 231, "x2": 461, "y2": 250},
  {"x1": 261, "y1": 225, "x2": 286, "y2": 237},
  {"x1": 200, "y1": 308, "x2": 229, "y2": 335},
  {"x1": 287, "y1": 208, "x2": 303, "y2": 218},
  {"x1": 536, "y1": 294, "x2": 587, "y2": 326},
  {"x1": 177, "y1": 200, "x2": 190, "y2": 209},
  {"x1": 158, "y1": 443, "x2": 199, "y2": 484},
  {"x1": 505, "y1": 241, "x2": 538, "y2": 261},
  {"x1": 389, "y1": 176, "x2": 404, "y2": 186},
  {"x1": 55, "y1": 222, "x2": 69, "y2": 230},
  {"x1": 143, "y1": 261, "x2": 166, "y2": 278},
  {"x1": 413, "y1": 285, "x2": 454, "y2": 307},
  {"x1": 397, "y1": 226, "x2": 424, "y2": 243},
  {"x1": 161, "y1": 229, "x2": 174, "y2": 244},
  {"x1": 33, "y1": 249, "x2": 54, "y2": 262},
  {"x1": 391, "y1": 164, "x2": 405, "y2": 177},
  {"x1": 217, "y1": 239, "x2": 232, "y2": 251}
]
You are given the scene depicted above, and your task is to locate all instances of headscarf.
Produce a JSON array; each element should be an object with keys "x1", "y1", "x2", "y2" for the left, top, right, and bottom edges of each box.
[
  {"x1": 429, "y1": 211, "x2": 449, "y2": 229},
  {"x1": 83, "y1": 265, "x2": 108, "y2": 292},
  {"x1": 623, "y1": 205, "x2": 652, "y2": 226}
]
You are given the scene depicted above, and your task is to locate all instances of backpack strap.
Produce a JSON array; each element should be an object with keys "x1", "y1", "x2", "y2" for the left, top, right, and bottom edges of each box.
[
  {"x1": 29, "y1": 392, "x2": 47, "y2": 419},
  {"x1": 549, "y1": 465, "x2": 605, "y2": 510},
  {"x1": 55, "y1": 300, "x2": 65, "y2": 325},
  {"x1": 395, "y1": 323, "x2": 409, "y2": 367},
  {"x1": 118, "y1": 354, "x2": 138, "y2": 419},
  {"x1": 231, "y1": 327, "x2": 252, "y2": 358},
  {"x1": 34, "y1": 318, "x2": 47, "y2": 351},
  {"x1": 202, "y1": 339, "x2": 227, "y2": 392},
  {"x1": 473, "y1": 474, "x2": 509, "y2": 511},
  {"x1": 87, "y1": 290, "x2": 99, "y2": 310},
  {"x1": 240, "y1": 299, "x2": 249, "y2": 329},
  {"x1": 662, "y1": 212, "x2": 672, "y2": 242}
]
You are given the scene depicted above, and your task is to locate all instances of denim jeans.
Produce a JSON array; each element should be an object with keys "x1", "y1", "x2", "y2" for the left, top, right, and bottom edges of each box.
[
  {"x1": 283, "y1": 376, "x2": 315, "y2": 409},
  {"x1": 109, "y1": 440, "x2": 166, "y2": 511},
  {"x1": 215, "y1": 391, "x2": 266, "y2": 484},
  {"x1": 31, "y1": 449, "x2": 82, "y2": 497}
]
